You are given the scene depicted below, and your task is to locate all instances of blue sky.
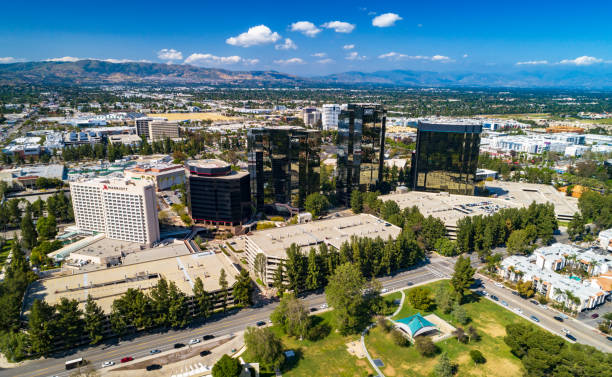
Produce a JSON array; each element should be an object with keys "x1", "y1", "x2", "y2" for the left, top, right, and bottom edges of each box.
[{"x1": 2, "y1": 0, "x2": 612, "y2": 75}]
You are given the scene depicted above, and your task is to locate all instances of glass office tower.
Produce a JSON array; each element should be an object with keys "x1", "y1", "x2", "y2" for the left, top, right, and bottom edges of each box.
[
  {"x1": 336, "y1": 104, "x2": 386, "y2": 206},
  {"x1": 410, "y1": 120, "x2": 482, "y2": 195},
  {"x1": 248, "y1": 126, "x2": 320, "y2": 212}
]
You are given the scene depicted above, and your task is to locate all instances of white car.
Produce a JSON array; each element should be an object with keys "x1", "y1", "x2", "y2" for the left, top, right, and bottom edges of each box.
[
  {"x1": 381, "y1": 288, "x2": 388, "y2": 293},
  {"x1": 495, "y1": 282, "x2": 504, "y2": 288},
  {"x1": 561, "y1": 328, "x2": 570, "y2": 334},
  {"x1": 189, "y1": 338, "x2": 201, "y2": 345},
  {"x1": 102, "y1": 361, "x2": 115, "y2": 368},
  {"x1": 320, "y1": 303, "x2": 328, "y2": 309},
  {"x1": 515, "y1": 308, "x2": 522, "y2": 314}
]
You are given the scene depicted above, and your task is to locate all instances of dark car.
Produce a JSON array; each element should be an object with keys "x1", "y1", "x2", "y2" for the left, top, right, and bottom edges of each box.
[
  {"x1": 406, "y1": 281, "x2": 413, "y2": 286},
  {"x1": 203, "y1": 335, "x2": 215, "y2": 341},
  {"x1": 174, "y1": 343, "x2": 185, "y2": 349},
  {"x1": 511, "y1": 291, "x2": 518, "y2": 296},
  {"x1": 310, "y1": 307, "x2": 318, "y2": 312},
  {"x1": 607, "y1": 336, "x2": 612, "y2": 342},
  {"x1": 566, "y1": 333, "x2": 577, "y2": 341},
  {"x1": 530, "y1": 315, "x2": 540, "y2": 323},
  {"x1": 591, "y1": 313, "x2": 599, "y2": 319},
  {"x1": 200, "y1": 350, "x2": 211, "y2": 357},
  {"x1": 256, "y1": 321, "x2": 266, "y2": 327},
  {"x1": 491, "y1": 295, "x2": 499, "y2": 301},
  {"x1": 120, "y1": 357, "x2": 133, "y2": 363},
  {"x1": 554, "y1": 316, "x2": 564, "y2": 322},
  {"x1": 146, "y1": 364, "x2": 162, "y2": 371},
  {"x1": 530, "y1": 299, "x2": 539, "y2": 305}
]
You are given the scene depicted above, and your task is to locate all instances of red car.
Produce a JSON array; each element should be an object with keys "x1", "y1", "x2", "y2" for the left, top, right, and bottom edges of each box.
[
  {"x1": 591, "y1": 313, "x2": 599, "y2": 319},
  {"x1": 120, "y1": 357, "x2": 133, "y2": 363}
]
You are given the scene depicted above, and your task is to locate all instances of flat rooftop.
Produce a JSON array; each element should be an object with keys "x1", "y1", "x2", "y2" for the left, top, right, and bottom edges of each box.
[
  {"x1": 26, "y1": 250, "x2": 237, "y2": 313},
  {"x1": 380, "y1": 191, "x2": 519, "y2": 228},
  {"x1": 485, "y1": 181, "x2": 578, "y2": 218},
  {"x1": 247, "y1": 213, "x2": 401, "y2": 258}
]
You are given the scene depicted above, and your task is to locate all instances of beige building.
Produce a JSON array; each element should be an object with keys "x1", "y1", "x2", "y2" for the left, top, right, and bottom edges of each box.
[
  {"x1": 149, "y1": 120, "x2": 180, "y2": 141},
  {"x1": 70, "y1": 178, "x2": 160, "y2": 246},
  {"x1": 245, "y1": 213, "x2": 401, "y2": 286},
  {"x1": 125, "y1": 163, "x2": 185, "y2": 191}
]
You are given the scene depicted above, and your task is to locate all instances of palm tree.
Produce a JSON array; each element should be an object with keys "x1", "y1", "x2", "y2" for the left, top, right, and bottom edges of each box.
[{"x1": 554, "y1": 288, "x2": 568, "y2": 309}]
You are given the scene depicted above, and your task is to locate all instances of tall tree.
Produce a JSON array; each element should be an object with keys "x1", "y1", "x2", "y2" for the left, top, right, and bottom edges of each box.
[
  {"x1": 84, "y1": 295, "x2": 105, "y2": 345},
  {"x1": 212, "y1": 354, "x2": 242, "y2": 377},
  {"x1": 28, "y1": 299, "x2": 55, "y2": 356},
  {"x1": 272, "y1": 260, "x2": 285, "y2": 296},
  {"x1": 271, "y1": 294, "x2": 310, "y2": 339},
  {"x1": 244, "y1": 327, "x2": 285, "y2": 370},
  {"x1": 193, "y1": 277, "x2": 212, "y2": 319},
  {"x1": 306, "y1": 248, "x2": 321, "y2": 291},
  {"x1": 20, "y1": 208, "x2": 37, "y2": 249},
  {"x1": 325, "y1": 263, "x2": 368, "y2": 334},
  {"x1": 285, "y1": 244, "x2": 305, "y2": 293},
  {"x1": 219, "y1": 268, "x2": 229, "y2": 312},
  {"x1": 450, "y1": 255, "x2": 475, "y2": 303},
  {"x1": 233, "y1": 269, "x2": 253, "y2": 307},
  {"x1": 55, "y1": 297, "x2": 85, "y2": 348}
]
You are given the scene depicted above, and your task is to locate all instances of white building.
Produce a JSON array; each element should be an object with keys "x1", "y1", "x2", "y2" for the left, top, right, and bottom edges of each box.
[
  {"x1": 302, "y1": 107, "x2": 321, "y2": 127},
  {"x1": 499, "y1": 254, "x2": 606, "y2": 311},
  {"x1": 70, "y1": 178, "x2": 160, "y2": 246},
  {"x1": 321, "y1": 104, "x2": 341, "y2": 130},
  {"x1": 534, "y1": 243, "x2": 612, "y2": 276},
  {"x1": 599, "y1": 229, "x2": 612, "y2": 252}
]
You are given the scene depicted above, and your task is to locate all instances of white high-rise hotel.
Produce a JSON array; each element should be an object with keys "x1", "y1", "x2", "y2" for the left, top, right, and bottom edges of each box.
[{"x1": 70, "y1": 178, "x2": 160, "y2": 246}]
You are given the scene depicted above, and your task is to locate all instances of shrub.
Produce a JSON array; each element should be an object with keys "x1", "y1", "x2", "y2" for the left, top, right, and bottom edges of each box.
[
  {"x1": 377, "y1": 316, "x2": 392, "y2": 333},
  {"x1": 407, "y1": 287, "x2": 434, "y2": 311},
  {"x1": 470, "y1": 349, "x2": 486, "y2": 364},
  {"x1": 453, "y1": 327, "x2": 469, "y2": 343},
  {"x1": 391, "y1": 329, "x2": 409, "y2": 347},
  {"x1": 467, "y1": 326, "x2": 481, "y2": 342},
  {"x1": 451, "y1": 304, "x2": 469, "y2": 325},
  {"x1": 307, "y1": 322, "x2": 331, "y2": 341},
  {"x1": 415, "y1": 336, "x2": 437, "y2": 357}
]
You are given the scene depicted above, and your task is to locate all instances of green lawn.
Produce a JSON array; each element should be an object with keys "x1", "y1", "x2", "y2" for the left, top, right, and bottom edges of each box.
[
  {"x1": 244, "y1": 311, "x2": 374, "y2": 377},
  {"x1": 366, "y1": 280, "x2": 528, "y2": 377}
]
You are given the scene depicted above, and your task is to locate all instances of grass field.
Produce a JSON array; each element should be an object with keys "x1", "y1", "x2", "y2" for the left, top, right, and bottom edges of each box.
[
  {"x1": 365, "y1": 280, "x2": 527, "y2": 377},
  {"x1": 146, "y1": 112, "x2": 236, "y2": 121}
]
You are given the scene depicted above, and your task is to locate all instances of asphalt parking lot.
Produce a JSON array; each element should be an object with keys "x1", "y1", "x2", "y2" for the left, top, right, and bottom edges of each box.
[{"x1": 576, "y1": 298, "x2": 612, "y2": 328}]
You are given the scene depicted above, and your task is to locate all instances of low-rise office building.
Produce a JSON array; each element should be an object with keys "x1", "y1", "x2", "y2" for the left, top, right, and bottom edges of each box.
[
  {"x1": 70, "y1": 177, "x2": 160, "y2": 246},
  {"x1": 245, "y1": 213, "x2": 401, "y2": 286},
  {"x1": 125, "y1": 163, "x2": 185, "y2": 191}
]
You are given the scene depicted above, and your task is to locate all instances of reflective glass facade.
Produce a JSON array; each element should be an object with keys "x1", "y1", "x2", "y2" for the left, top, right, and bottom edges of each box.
[
  {"x1": 410, "y1": 121, "x2": 482, "y2": 195},
  {"x1": 336, "y1": 104, "x2": 386, "y2": 205},
  {"x1": 248, "y1": 127, "x2": 320, "y2": 211}
]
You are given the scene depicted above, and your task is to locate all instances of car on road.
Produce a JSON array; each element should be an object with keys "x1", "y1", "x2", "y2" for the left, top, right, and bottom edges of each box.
[
  {"x1": 200, "y1": 350, "x2": 211, "y2": 357},
  {"x1": 320, "y1": 303, "x2": 328, "y2": 309},
  {"x1": 511, "y1": 291, "x2": 518, "y2": 296},
  {"x1": 189, "y1": 338, "x2": 201, "y2": 345},
  {"x1": 554, "y1": 316, "x2": 564, "y2": 322},
  {"x1": 607, "y1": 336, "x2": 612, "y2": 342},
  {"x1": 203, "y1": 335, "x2": 215, "y2": 341},
  {"x1": 515, "y1": 308, "x2": 522, "y2": 314},
  {"x1": 149, "y1": 349, "x2": 161, "y2": 355},
  {"x1": 566, "y1": 333, "x2": 577, "y2": 341},
  {"x1": 256, "y1": 321, "x2": 266, "y2": 327},
  {"x1": 102, "y1": 361, "x2": 115, "y2": 368},
  {"x1": 501, "y1": 300, "x2": 508, "y2": 306},
  {"x1": 174, "y1": 343, "x2": 185, "y2": 349},
  {"x1": 381, "y1": 288, "x2": 388, "y2": 293},
  {"x1": 495, "y1": 282, "x2": 504, "y2": 288},
  {"x1": 310, "y1": 307, "x2": 318, "y2": 312},
  {"x1": 530, "y1": 315, "x2": 540, "y2": 322},
  {"x1": 406, "y1": 281, "x2": 413, "y2": 286},
  {"x1": 591, "y1": 313, "x2": 599, "y2": 319},
  {"x1": 491, "y1": 295, "x2": 499, "y2": 301},
  {"x1": 120, "y1": 357, "x2": 133, "y2": 363},
  {"x1": 529, "y1": 299, "x2": 539, "y2": 305},
  {"x1": 561, "y1": 328, "x2": 570, "y2": 334},
  {"x1": 146, "y1": 364, "x2": 162, "y2": 371}
]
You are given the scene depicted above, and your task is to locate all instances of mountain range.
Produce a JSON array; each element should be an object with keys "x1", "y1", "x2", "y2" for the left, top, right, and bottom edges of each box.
[{"x1": 2, "y1": 59, "x2": 612, "y2": 89}]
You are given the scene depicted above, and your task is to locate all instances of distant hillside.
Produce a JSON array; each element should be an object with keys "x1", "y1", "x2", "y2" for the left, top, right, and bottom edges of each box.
[
  {"x1": 0, "y1": 60, "x2": 306, "y2": 86},
  {"x1": 2, "y1": 60, "x2": 612, "y2": 89}
]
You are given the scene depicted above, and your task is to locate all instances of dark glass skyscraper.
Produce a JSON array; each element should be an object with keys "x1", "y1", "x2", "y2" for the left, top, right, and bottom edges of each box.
[
  {"x1": 336, "y1": 104, "x2": 386, "y2": 206},
  {"x1": 247, "y1": 126, "x2": 320, "y2": 212},
  {"x1": 410, "y1": 120, "x2": 482, "y2": 195}
]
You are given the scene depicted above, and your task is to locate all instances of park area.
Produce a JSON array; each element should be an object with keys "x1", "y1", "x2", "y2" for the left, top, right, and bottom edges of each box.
[{"x1": 365, "y1": 280, "x2": 527, "y2": 377}]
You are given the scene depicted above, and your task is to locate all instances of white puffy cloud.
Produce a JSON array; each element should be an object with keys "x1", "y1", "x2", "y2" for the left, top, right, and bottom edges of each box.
[
  {"x1": 226, "y1": 25, "x2": 281, "y2": 47},
  {"x1": 378, "y1": 52, "x2": 453, "y2": 62},
  {"x1": 157, "y1": 48, "x2": 183, "y2": 61},
  {"x1": 343, "y1": 44, "x2": 355, "y2": 50},
  {"x1": 372, "y1": 13, "x2": 402, "y2": 27},
  {"x1": 559, "y1": 56, "x2": 603, "y2": 66},
  {"x1": 516, "y1": 60, "x2": 548, "y2": 65},
  {"x1": 431, "y1": 55, "x2": 452, "y2": 62},
  {"x1": 185, "y1": 53, "x2": 259, "y2": 66},
  {"x1": 346, "y1": 51, "x2": 366, "y2": 61},
  {"x1": 0, "y1": 57, "x2": 22, "y2": 64},
  {"x1": 317, "y1": 58, "x2": 334, "y2": 64},
  {"x1": 274, "y1": 58, "x2": 305, "y2": 64},
  {"x1": 46, "y1": 56, "x2": 82, "y2": 62},
  {"x1": 462, "y1": 54, "x2": 469, "y2": 58},
  {"x1": 312, "y1": 52, "x2": 327, "y2": 58},
  {"x1": 275, "y1": 38, "x2": 297, "y2": 51},
  {"x1": 322, "y1": 21, "x2": 355, "y2": 33},
  {"x1": 290, "y1": 21, "x2": 321, "y2": 37}
]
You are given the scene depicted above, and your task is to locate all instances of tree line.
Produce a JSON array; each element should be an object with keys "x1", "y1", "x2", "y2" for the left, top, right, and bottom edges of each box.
[{"x1": 568, "y1": 190, "x2": 612, "y2": 241}]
